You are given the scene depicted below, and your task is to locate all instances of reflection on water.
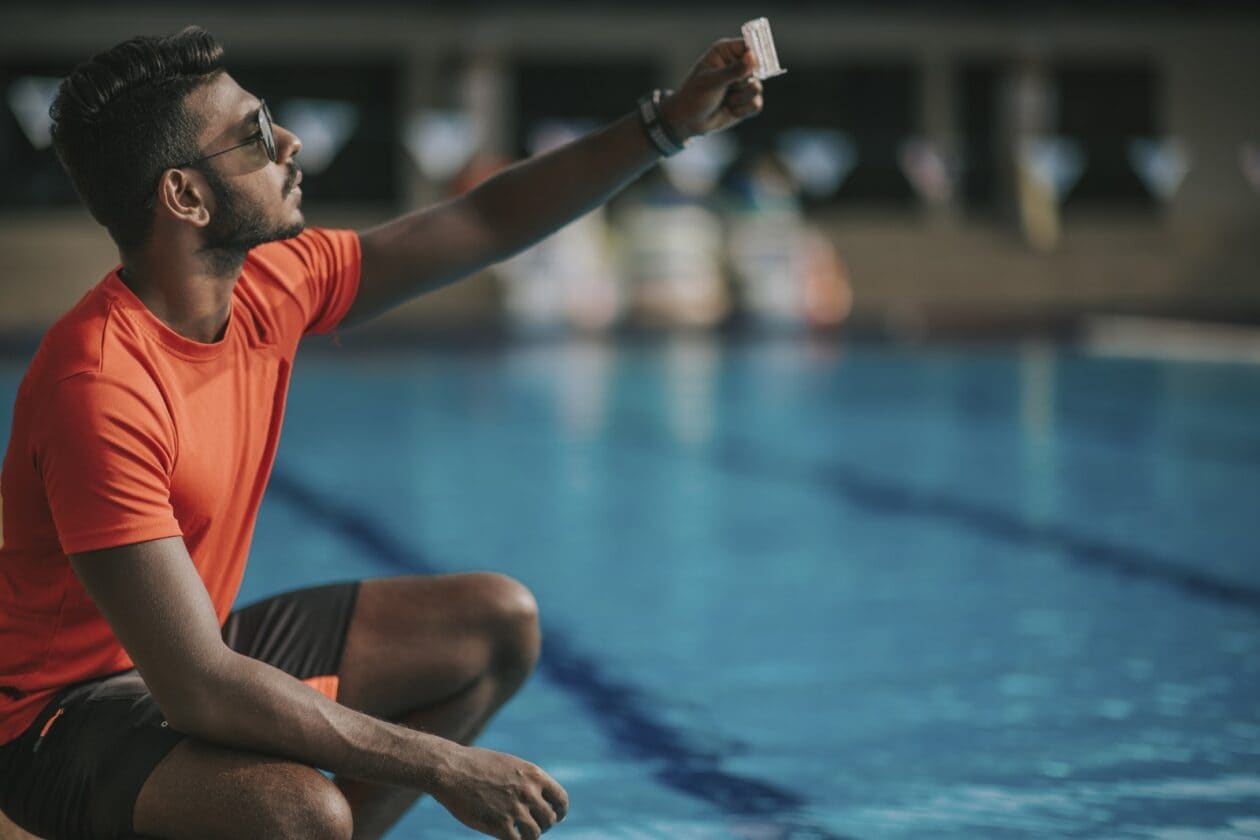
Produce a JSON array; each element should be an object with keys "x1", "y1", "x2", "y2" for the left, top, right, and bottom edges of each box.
[
  {"x1": 839, "y1": 775, "x2": 1260, "y2": 838},
  {"x1": 664, "y1": 334, "x2": 721, "y2": 448},
  {"x1": 1019, "y1": 340, "x2": 1060, "y2": 527}
]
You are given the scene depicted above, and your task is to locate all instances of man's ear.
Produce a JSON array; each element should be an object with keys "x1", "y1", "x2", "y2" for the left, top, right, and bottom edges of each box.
[{"x1": 155, "y1": 168, "x2": 212, "y2": 229}]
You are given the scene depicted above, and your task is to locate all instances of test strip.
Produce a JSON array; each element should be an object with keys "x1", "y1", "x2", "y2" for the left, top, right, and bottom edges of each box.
[{"x1": 741, "y1": 17, "x2": 786, "y2": 80}]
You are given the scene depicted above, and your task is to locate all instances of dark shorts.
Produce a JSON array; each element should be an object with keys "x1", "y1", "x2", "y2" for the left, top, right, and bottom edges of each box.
[{"x1": 0, "y1": 581, "x2": 359, "y2": 840}]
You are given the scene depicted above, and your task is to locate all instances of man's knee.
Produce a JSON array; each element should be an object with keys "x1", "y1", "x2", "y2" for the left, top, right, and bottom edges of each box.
[
  {"x1": 265, "y1": 766, "x2": 354, "y2": 840},
  {"x1": 472, "y1": 572, "x2": 541, "y2": 680},
  {"x1": 136, "y1": 742, "x2": 353, "y2": 840}
]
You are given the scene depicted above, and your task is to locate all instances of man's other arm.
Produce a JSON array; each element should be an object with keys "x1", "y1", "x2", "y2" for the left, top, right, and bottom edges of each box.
[
  {"x1": 70, "y1": 537, "x2": 567, "y2": 838},
  {"x1": 343, "y1": 38, "x2": 762, "y2": 327}
]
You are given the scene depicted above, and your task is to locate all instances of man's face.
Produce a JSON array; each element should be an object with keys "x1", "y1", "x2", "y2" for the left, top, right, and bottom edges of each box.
[{"x1": 187, "y1": 73, "x2": 305, "y2": 253}]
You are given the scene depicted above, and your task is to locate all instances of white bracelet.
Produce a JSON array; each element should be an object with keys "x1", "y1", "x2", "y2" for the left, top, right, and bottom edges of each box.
[{"x1": 637, "y1": 89, "x2": 687, "y2": 157}]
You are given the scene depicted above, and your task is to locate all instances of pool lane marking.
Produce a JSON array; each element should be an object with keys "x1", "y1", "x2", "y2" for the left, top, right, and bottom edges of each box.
[
  {"x1": 267, "y1": 468, "x2": 853, "y2": 839},
  {"x1": 617, "y1": 420, "x2": 1260, "y2": 614}
]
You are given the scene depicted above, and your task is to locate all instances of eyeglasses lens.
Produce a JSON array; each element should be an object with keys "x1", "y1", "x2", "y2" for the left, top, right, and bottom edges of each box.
[{"x1": 259, "y1": 101, "x2": 277, "y2": 163}]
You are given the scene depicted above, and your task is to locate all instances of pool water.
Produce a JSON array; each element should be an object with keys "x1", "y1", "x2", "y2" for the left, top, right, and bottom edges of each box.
[{"x1": 4, "y1": 337, "x2": 1259, "y2": 838}]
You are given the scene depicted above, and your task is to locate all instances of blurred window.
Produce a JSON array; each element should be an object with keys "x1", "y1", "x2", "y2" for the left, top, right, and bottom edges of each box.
[
  {"x1": 511, "y1": 58, "x2": 657, "y2": 158},
  {"x1": 227, "y1": 61, "x2": 400, "y2": 207},
  {"x1": 1054, "y1": 61, "x2": 1157, "y2": 209},
  {"x1": 957, "y1": 60, "x2": 1002, "y2": 214},
  {"x1": 0, "y1": 59, "x2": 400, "y2": 211},
  {"x1": 738, "y1": 61, "x2": 919, "y2": 209},
  {"x1": 1, "y1": 61, "x2": 80, "y2": 208}
]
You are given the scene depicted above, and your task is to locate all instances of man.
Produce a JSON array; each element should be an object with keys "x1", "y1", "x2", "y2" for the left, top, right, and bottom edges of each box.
[{"x1": 0, "y1": 24, "x2": 763, "y2": 840}]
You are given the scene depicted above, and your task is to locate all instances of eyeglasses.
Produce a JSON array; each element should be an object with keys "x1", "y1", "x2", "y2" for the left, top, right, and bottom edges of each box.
[{"x1": 171, "y1": 99, "x2": 277, "y2": 169}]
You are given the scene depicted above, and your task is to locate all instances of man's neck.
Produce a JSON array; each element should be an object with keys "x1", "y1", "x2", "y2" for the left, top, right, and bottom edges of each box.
[{"x1": 118, "y1": 252, "x2": 243, "y2": 344}]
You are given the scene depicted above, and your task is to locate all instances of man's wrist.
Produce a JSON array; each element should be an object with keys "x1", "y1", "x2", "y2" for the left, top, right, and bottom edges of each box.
[
  {"x1": 657, "y1": 91, "x2": 693, "y2": 145},
  {"x1": 638, "y1": 89, "x2": 690, "y2": 157},
  {"x1": 347, "y1": 712, "x2": 460, "y2": 792},
  {"x1": 395, "y1": 723, "x2": 461, "y2": 792}
]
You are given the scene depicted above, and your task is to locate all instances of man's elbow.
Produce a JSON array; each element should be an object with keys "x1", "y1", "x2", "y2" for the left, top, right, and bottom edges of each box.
[
  {"x1": 148, "y1": 653, "x2": 245, "y2": 739},
  {"x1": 158, "y1": 687, "x2": 218, "y2": 737}
]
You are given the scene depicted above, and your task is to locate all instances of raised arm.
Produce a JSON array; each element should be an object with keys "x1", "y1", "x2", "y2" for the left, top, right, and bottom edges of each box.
[
  {"x1": 344, "y1": 37, "x2": 763, "y2": 326},
  {"x1": 70, "y1": 537, "x2": 567, "y2": 839}
]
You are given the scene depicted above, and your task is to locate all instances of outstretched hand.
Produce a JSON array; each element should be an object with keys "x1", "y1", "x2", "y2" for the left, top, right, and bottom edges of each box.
[{"x1": 661, "y1": 37, "x2": 765, "y2": 142}]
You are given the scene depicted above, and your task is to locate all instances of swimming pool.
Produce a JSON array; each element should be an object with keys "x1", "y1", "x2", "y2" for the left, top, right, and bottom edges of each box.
[{"x1": 4, "y1": 337, "x2": 1258, "y2": 838}]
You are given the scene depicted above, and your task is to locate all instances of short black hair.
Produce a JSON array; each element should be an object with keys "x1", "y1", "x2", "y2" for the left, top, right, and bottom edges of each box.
[{"x1": 49, "y1": 26, "x2": 225, "y2": 250}]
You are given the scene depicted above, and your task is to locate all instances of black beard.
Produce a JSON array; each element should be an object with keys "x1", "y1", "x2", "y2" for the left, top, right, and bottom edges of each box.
[{"x1": 197, "y1": 165, "x2": 304, "y2": 275}]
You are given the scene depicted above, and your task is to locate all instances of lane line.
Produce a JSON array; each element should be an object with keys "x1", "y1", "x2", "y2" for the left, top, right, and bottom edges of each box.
[
  {"x1": 616, "y1": 418, "x2": 1260, "y2": 613},
  {"x1": 268, "y1": 468, "x2": 850, "y2": 838}
]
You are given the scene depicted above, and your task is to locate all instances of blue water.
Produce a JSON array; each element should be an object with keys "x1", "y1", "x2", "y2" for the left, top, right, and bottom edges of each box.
[{"x1": 3, "y1": 338, "x2": 1259, "y2": 838}]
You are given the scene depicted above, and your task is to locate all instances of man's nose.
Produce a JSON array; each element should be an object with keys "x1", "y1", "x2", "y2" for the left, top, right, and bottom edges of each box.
[{"x1": 275, "y1": 123, "x2": 301, "y2": 161}]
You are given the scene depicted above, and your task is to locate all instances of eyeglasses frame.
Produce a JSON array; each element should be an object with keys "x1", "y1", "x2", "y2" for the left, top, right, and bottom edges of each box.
[{"x1": 169, "y1": 98, "x2": 277, "y2": 170}]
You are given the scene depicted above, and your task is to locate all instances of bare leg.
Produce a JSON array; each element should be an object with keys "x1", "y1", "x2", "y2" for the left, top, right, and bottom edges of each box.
[
  {"x1": 332, "y1": 573, "x2": 542, "y2": 840},
  {"x1": 130, "y1": 572, "x2": 538, "y2": 839},
  {"x1": 0, "y1": 807, "x2": 45, "y2": 840},
  {"x1": 133, "y1": 739, "x2": 353, "y2": 840}
]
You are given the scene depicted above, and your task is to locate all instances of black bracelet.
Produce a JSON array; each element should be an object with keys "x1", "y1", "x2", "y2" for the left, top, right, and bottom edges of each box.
[
  {"x1": 654, "y1": 90, "x2": 688, "y2": 149},
  {"x1": 637, "y1": 89, "x2": 688, "y2": 157}
]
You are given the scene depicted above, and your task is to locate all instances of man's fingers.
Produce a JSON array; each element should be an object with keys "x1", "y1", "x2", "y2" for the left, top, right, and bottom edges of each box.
[
  {"x1": 725, "y1": 79, "x2": 763, "y2": 107},
  {"x1": 703, "y1": 51, "x2": 755, "y2": 85},
  {"x1": 695, "y1": 36, "x2": 754, "y2": 82},
  {"x1": 723, "y1": 77, "x2": 764, "y2": 120},
  {"x1": 541, "y1": 777, "x2": 569, "y2": 821},
  {"x1": 529, "y1": 799, "x2": 558, "y2": 831},
  {"x1": 727, "y1": 95, "x2": 764, "y2": 120},
  {"x1": 706, "y1": 36, "x2": 749, "y2": 67},
  {"x1": 511, "y1": 812, "x2": 542, "y2": 840}
]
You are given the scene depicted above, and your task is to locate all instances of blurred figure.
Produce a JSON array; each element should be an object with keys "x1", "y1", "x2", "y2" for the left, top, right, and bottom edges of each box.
[
  {"x1": 726, "y1": 153, "x2": 850, "y2": 329},
  {"x1": 497, "y1": 124, "x2": 624, "y2": 333},
  {"x1": 800, "y1": 226, "x2": 852, "y2": 328},
  {"x1": 620, "y1": 172, "x2": 730, "y2": 328},
  {"x1": 500, "y1": 205, "x2": 623, "y2": 333},
  {"x1": 1004, "y1": 59, "x2": 1086, "y2": 254}
]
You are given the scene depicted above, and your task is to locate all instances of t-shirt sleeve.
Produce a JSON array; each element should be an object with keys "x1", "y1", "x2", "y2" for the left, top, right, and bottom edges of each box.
[
  {"x1": 274, "y1": 227, "x2": 362, "y2": 337},
  {"x1": 33, "y1": 373, "x2": 182, "y2": 556}
]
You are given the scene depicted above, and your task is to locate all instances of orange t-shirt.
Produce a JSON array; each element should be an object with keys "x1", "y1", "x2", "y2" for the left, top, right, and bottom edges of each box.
[{"x1": 0, "y1": 227, "x2": 361, "y2": 744}]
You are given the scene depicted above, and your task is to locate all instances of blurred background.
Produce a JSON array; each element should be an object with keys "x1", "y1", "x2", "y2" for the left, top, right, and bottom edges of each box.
[
  {"x1": 2, "y1": 0, "x2": 1258, "y2": 343},
  {"x1": 3, "y1": 3, "x2": 1260, "y2": 838}
]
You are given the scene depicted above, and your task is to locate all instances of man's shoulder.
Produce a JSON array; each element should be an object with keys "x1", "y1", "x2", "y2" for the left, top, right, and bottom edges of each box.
[
  {"x1": 236, "y1": 227, "x2": 361, "y2": 340},
  {"x1": 22, "y1": 271, "x2": 165, "y2": 413},
  {"x1": 29, "y1": 275, "x2": 120, "y2": 384}
]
